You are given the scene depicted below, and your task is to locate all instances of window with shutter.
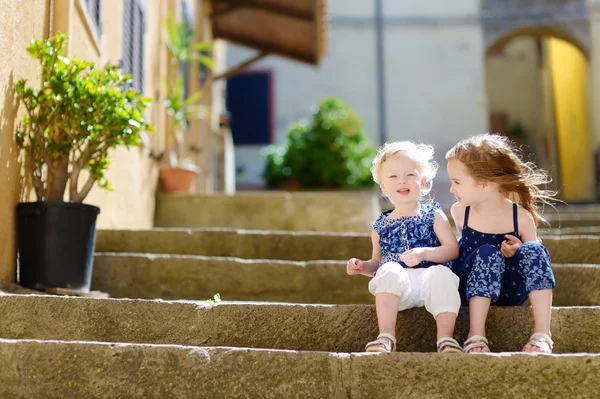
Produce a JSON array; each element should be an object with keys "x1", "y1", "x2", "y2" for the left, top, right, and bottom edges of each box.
[
  {"x1": 83, "y1": 0, "x2": 102, "y2": 36},
  {"x1": 180, "y1": 0, "x2": 192, "y2": 99},
  {"x1": 122, "y1": 0, "x2": 145, "y2": 93}
]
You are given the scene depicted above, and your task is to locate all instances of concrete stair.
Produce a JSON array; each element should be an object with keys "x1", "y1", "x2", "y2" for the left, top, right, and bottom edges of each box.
[
  {"x1": 95, "y1": 228, "x2": 600, "y2": 263},
  {"x1": 3, "y1": 203, "x2": 600, "y2": 397},
  {"x1": 0, "y1": 294, "x2": 599, "y2": 397},
  {"x1": 2, "y1": 339, "x2": 599, "y2": 398},
  {"x1": 1, "y1": 295, "x2": 599, "y2": 353},
  {"x1": 91, "y1": 253, "x2": 600, "y2": 306}
]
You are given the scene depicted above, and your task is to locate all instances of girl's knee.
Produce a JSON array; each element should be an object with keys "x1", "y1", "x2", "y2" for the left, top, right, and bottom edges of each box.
[
  {"x1": 421, "y1": 266, "x2": 461, "y2": 316},
  {"x1": 515, "y1": 242, "x2": 555, "y2": 290},
  {"x1": 368, "y1": 262, "x2": 410, "y2": 296},
  {"x1": 468, "y1": 245, "x2": 504, "y2": 276},
  {"x1": 517, "y1": 241, "x2": 550, "y2": 259},
  {"x1": 458, "y1": 245, "x2": 504, "y2": 301},
  {"x1": 423, "y1": 265, "x2": 459, "y2": 289}
]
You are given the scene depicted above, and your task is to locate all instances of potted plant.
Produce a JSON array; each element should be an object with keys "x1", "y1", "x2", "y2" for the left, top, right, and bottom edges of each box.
[
  {"x1": 263, "y1": 97, "x2": 377, "y2": 190},
  {"x1": 14, "y1": 33, "x2": 153, "y2": 292},
  {"x1": 159, "y1": 14, "x2": 212, "y2": 193}
]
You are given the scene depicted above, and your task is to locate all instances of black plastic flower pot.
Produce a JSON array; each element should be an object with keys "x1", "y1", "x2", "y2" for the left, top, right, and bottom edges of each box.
[{"x1": 16, "y1": 201, "x2": 100, "y2": 292}]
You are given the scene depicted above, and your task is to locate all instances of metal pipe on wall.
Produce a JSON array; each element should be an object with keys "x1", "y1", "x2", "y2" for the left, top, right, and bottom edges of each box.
[{"x1": 375, "y1": 0, "x2": 387, "y2": 145}]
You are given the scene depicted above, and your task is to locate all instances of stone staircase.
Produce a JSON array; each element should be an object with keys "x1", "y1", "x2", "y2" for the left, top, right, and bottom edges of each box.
[{"x1": 2, "y1": 198, "x2": 600, "y2": 397}]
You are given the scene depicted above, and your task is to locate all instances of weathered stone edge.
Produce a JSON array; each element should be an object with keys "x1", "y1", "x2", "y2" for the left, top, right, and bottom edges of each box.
[
  {"x1": 95, "y1": 230, "x2": 600, "y2": 264},
  {"x1": 0, "y1": 338, "x2": 599, "y2": 399},
  {"x1": 0, "y1": 295, "x2": 598, "y2": 353},
  {"x1": 90, "y1": 254, "x2": 600, "y2": 307}
]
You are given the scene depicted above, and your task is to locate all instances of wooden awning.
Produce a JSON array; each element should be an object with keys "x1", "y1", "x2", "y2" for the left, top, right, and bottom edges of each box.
[{"x1": 206, "y1": 0, "x2": 327, "y2": 66}]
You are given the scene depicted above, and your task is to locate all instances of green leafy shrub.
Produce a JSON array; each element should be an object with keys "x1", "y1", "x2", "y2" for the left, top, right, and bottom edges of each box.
[
  {"x1": 262, "y1": 97, "x2": 376, "y2": 189},
  {"x1": 163, "y1": 14, "x2": 212, "y2": 166},
  {"x1": 15, "y1": 33, "x2": 153, "y2": 202}
]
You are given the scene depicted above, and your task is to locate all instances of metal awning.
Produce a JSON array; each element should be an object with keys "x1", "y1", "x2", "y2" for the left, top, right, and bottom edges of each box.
[{"x1": 206, "y1": 0, "x2": 327, "y2": 69}]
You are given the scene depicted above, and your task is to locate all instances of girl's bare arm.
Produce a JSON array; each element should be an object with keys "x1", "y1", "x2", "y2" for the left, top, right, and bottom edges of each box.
[
  {"x1": 359, "y1": 229, "x2": 382, "y2": 277},
  {"x1": 421, "y1": 209, "x2": 459, "y2": 263},
  {"x1": 450, "y1": 202, "x2": 465, "y2": 236},
  {"x1": 517, "y1": 207, "x2": 538, "y2": 243}
]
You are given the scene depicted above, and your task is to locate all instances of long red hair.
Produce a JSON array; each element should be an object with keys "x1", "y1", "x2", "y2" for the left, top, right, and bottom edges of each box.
[{"x1": 446, "y1": 133, "x2": 557, "y2": 226}]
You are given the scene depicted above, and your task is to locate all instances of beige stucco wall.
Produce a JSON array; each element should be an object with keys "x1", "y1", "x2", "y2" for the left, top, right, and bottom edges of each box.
[
  {"x1": 486, "y1": 38, "x2": 543, "y2": 139},
  {"x1": 82, "y1": 0, "x2": 159, "y2": 229},
  {"x1": 485, "y1": 37, "x2": 547, "y2": 164},
  {"x1": 0, "y1": 0, "x2": 205, "y2": 282},
  {"x1": 589, "y1": 0, "x2": 600, "y2": 155},
  {"x1": 70, "y1": 0, "x2": 101, "y2": 61},
  {"x1": 0, "y1": 0, "x2": 49, "y2": 283}
]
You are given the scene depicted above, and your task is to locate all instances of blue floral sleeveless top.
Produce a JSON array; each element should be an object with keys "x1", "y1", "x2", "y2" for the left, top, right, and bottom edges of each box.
[{"x1": 369, "y1": 202, "x2": 451, "y2": 269}]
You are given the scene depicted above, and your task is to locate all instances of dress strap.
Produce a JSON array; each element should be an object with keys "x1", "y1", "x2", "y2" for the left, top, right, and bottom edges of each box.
[
  {"x1": 512, "y1": 203, "x2": 519, "y2": 236},
  {"x1": 463, "y1": 206, "x2": 470, "y2": 228}
]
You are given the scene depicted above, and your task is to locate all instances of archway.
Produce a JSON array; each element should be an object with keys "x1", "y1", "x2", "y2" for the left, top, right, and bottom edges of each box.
[{"x1": 485, "y1": 27, "x2": 593, "y2": 202}]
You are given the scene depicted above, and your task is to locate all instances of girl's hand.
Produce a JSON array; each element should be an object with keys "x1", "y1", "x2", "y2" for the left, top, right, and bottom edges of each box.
[
  {"x1": 400, "y1": 248, "x2": 426, "y2": 267},
  {"x1": 347, "y1": 258, "x2": 364, "y2": 275},
  {"x1": 501, "y1": 234, "x2": 522, "y2": 258}
]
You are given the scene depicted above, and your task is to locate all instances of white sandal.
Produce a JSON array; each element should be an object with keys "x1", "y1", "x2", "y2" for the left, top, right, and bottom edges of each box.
[
  {"x1": 365, "y1": 333, "x2": 396, "y2": 353},
  {"x1": 523, "y1": 332, "x2": 553, "y2": 354},
  {"x1": 463, "y1": 335, "x2": 490, "y2": 353},
  {"x1": 437, "y1": 337, "x2": 463, "y2": 353}
]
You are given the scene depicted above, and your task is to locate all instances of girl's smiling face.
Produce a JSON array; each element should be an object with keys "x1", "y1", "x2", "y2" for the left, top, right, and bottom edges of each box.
[
  {"x1": 379, "y1": 154, "x2": 426, "y2": 204},
  {"x1": 447, "y1": 159, "x2": 485, "y2": 205}
]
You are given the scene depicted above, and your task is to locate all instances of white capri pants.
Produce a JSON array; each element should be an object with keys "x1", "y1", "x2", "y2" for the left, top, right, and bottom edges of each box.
[{"x1": 368, "y1": 262, "x2": 461, "y2": 317}]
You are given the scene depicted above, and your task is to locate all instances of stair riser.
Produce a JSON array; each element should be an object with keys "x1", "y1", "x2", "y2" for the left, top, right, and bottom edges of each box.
[
  {"x1": 1, "y1": 339, "x2": 599, "y2": 399},
  {"x1": 96, "y1": 230, "x2": 600, "y2": 263},
  {"x1": 92, "y1": 256, "x2": 600, "y2": 306},
  {"x1": 0, "y1": 296, "x2": 598, "y2": 353}
]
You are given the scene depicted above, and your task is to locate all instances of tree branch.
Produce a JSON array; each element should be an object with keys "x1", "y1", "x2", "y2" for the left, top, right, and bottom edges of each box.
[
  {"x1": 27, "y1": 147, "x2": 44, "y2": 201},
  {"x1": 46, "y1": 156, "x2": 69, "y2": 201},
  {"x1": 71, "y1": 172, "x2": 96, "y2": 203}
]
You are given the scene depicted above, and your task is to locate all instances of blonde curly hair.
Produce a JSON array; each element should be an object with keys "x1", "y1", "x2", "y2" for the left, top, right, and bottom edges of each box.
[{"x1": 371, "y1": 141, "x2": 438, "y2": 198}]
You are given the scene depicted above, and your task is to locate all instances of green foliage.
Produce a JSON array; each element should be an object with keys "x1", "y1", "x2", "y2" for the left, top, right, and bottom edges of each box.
[
  {"x1": 262, "y1": 97, "x2": 376, "y2": 189},
  {"x1": 206, "y1": 293, "x2": 221, "y2": 306},
  {"x1": 15, "y1": 33, "x2": 153, "y2": 202},
  {"x1": 164, "y1": 75, "x2": 207, "y2": 130},
  {"x1": 506, "y1": 121, "x2": 526, "y2": 140},
  {"x1": 162, "y1": 14, "x2": 213, "y2": 164},
  {"x1": 164, "y1": 14, "x2": 213, "y2": 68}
]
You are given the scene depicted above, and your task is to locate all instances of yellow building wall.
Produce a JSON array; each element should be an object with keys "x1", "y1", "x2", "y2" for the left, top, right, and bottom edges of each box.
[
  {"x1": 548, "y1": 38, "x2": 594, "y2": 202},
  {"x1": 0, "y1": 0, "x2": 49, "y2": 283}
]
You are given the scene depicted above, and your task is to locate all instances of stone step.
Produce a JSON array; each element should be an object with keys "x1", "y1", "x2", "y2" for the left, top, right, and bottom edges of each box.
[
  {"x1": 2, "y1": 339, "x2": 599, "y2": 398},
  {"x1": 154, "y1": 191, "x2": 381, "y2": 232},
  {"x1": 545, "y1": 226, "x2": 600, "y2": 235},
  {"x1": 543, "y1": 213, "x2": 600, "y2": 228},
  {"x1": 91, "y1": 253, "x2": 600, "y2": 306},
  {"x1": 542, "y1": 205, "x2": 600, "y2": 214},
  {"x1": 96, "y1": 229, "x2": 600, "y2": 264},
  {"x1": 0, "y1": 295, "x2": 598, "y2": 354},
  {"x1": 154, "y1": 192, "x2": 598, "y2": 232}
]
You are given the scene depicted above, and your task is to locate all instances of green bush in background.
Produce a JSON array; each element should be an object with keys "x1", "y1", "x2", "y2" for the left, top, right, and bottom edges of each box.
[{"x1": 262, "y1": 97, "x2": 376, "y2": 189}]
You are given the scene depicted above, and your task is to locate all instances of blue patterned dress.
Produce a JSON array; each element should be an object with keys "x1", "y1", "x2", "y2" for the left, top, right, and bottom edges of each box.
[
  {"x1": 452, "y1": 203, "x2": 555, "y2": 306},
  {"x1": 369, "y1": 202, "x2": 452, "y2": 270}
]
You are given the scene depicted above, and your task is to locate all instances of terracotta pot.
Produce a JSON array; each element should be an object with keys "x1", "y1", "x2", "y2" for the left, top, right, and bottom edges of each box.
[{"x1": 159, "y1": 167, "x2": 198, "y2": 193}]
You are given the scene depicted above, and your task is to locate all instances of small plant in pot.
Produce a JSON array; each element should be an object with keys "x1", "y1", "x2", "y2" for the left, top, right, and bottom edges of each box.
[
  {"x1": 14, "y1": 33, "x2": 153, "y2": 292},
  {"x1": 262, "y1": 96, "x2": 377, "y2": 190},
  {"x1": 159, "y1": 14, "x2": 212, "y2": 193}
]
